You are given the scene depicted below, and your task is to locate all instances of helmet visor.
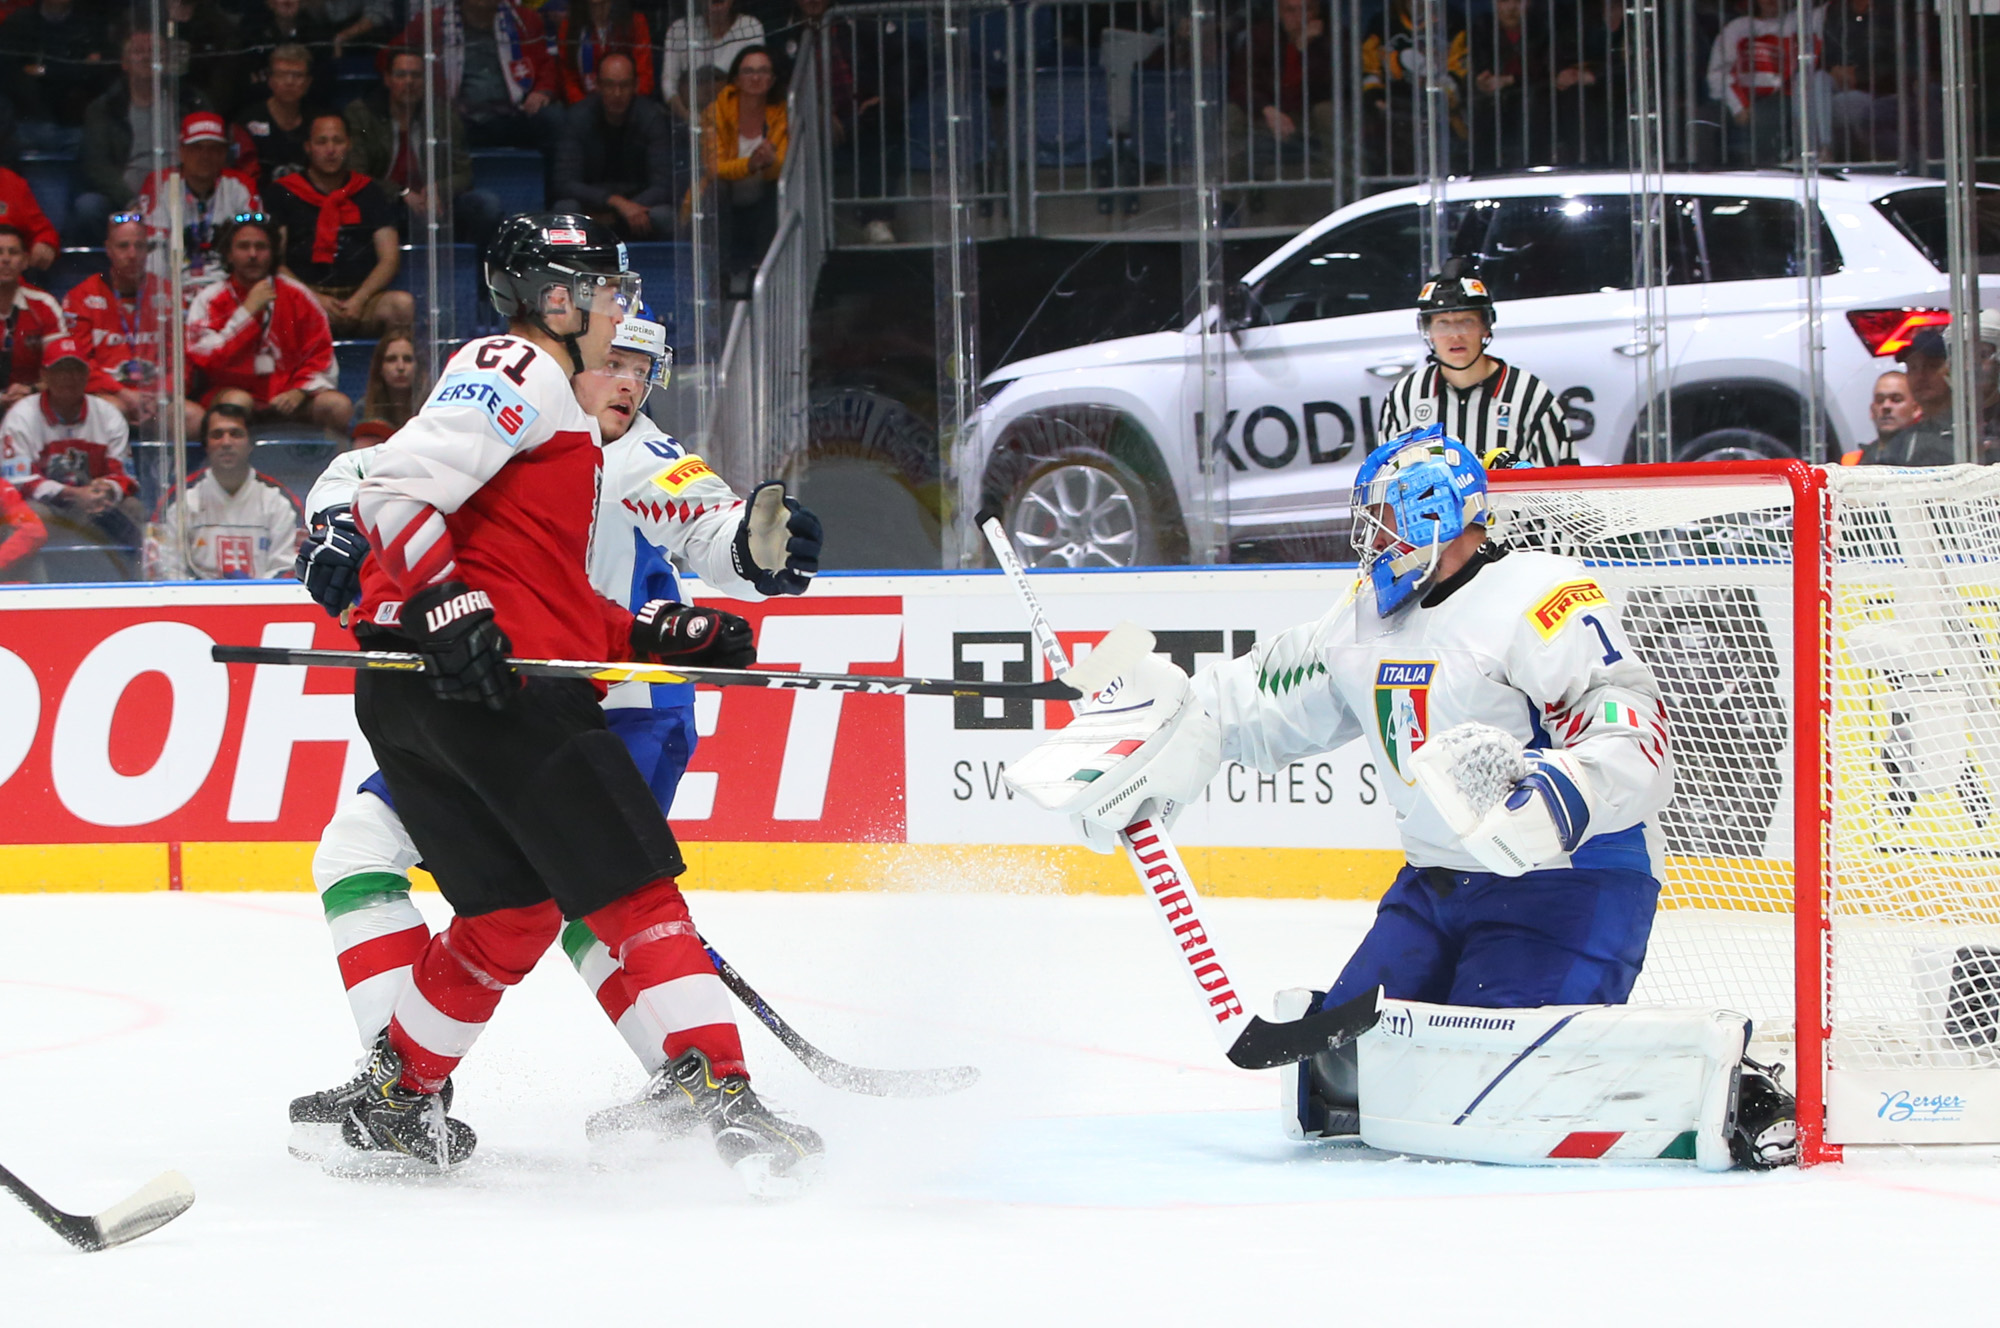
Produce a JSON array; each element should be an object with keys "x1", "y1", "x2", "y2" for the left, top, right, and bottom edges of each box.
[
  {"x1": 599, "y1": 343, "x2": 673, "y2": 392},
  {"x1": 573, "y1": 268, "x2": 643, "y2": 317}
]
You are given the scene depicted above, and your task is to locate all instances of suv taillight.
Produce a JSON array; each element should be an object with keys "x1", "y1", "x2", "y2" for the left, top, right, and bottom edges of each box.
[{"x1": 1847, "y1": 308, "x2": 1951, "y2": 357}]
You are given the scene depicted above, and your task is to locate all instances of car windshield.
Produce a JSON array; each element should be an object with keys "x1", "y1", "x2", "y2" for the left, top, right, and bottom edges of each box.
[{"x1": 1873, "y1": 187, "x2": 2000, "y2": 274}]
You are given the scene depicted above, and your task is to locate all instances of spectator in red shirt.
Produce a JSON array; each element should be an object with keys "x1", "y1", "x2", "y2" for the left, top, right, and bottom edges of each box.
[
  {"x1": 62, "y1": 212, "x2": 203, "y2": 439},
  {"x1": 0, "y1": 163, "x2": 58, "y2": 270},
  {"x1": 0, "y1": 224, "x2": 66, "y2": 406},
  {"x1": 185, "y1": 213, "x2": 351, "y2": 432},
  {"x1": 558, "y1": 0, "x2": 655, "y2": 103},
  {"x1": 0, "y1": 475, "x2": 46, "y2": 581},
  {"x1": 0, "y1": 334, "x2": 143, "y2": 576}
]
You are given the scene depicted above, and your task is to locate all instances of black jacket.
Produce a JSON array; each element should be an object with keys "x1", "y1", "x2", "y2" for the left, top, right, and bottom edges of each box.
[{"x1": 554, "y1": 94, "x2": 675, "y2": 210}]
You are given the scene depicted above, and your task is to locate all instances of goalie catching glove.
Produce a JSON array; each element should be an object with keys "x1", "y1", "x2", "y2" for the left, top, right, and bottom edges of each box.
[
  {"x1": 1408, "y1": 721, "x2": 1596, "y2": 877},
  {"x1": 1001, "y1": 624, "x2": 1221, "y2": 853},
  {"x1": 731, "y1": 481, "x2": 822, "y2": 597},
  {"x1": 631, "y1": 599, "x2": 757, "y2": 669}
]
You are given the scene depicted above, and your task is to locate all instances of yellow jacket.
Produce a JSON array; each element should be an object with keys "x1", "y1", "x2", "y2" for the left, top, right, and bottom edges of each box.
[{"x1": 704, "y1": 83, "x2": 788, "y2": 185}]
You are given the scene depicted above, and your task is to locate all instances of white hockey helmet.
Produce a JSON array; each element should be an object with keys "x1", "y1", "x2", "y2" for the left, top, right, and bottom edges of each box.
[{"x1": 604, "y1": 313, "x2": 672, "y2": 395}]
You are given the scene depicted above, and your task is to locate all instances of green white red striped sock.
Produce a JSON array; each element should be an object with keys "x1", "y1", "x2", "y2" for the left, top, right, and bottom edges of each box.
[{"x1": 321, "y1": 871, "x2": 429, "y2": 1045}]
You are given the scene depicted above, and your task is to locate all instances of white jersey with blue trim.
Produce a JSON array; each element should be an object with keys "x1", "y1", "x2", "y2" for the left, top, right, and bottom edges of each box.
[
  {"x1": 1190, "y1": 545, "x2": 1673, "y2": 874},
  {"x1": 592, "y1": 415, "x2": 762, "y2": 711}
]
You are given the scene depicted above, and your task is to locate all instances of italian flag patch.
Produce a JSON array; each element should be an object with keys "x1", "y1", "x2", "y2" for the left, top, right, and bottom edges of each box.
[{"x1": 1601, "y1": 700, "x2": 1643, "y2": 729}]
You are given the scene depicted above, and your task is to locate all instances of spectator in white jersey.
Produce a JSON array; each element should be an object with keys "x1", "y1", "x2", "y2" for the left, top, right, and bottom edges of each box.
[
  {"x1": 1377, "y1": 257, "x2": 1573, "y2": 468},
  {"x1": 145, "y1": 399, "x2": 304, "y2": 581},
  {"x1": 0, "y1": 335, "x2": 143, "y2": 578}
]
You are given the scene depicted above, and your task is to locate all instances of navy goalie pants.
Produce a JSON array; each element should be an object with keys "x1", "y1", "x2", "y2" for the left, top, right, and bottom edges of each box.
[{"x1": 1323, "y1": 863, "x2": 1663, "y2": 1009}]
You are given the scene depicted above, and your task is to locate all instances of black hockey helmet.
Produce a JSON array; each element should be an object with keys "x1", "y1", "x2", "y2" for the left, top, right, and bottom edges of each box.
[
  {"x1": 1416, "y1": 256, "x2": 1497, "y2": 331},
  {"x1": 484, "y1": 212, "x2": 642, "y2": 370}
]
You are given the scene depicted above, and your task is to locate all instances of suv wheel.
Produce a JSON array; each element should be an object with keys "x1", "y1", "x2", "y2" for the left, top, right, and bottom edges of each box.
[
  {"x1": 1005, "y1": 451, "x2": 1156, "y2": 568},
  {"x1": 1676, "y1": 428, "x2": 1794, "y2": 463}
]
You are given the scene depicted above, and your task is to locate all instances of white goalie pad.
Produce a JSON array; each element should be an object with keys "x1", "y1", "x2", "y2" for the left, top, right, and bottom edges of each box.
[
  {"x1": 1358, "y1": 999, "x2": 1749, "y2": 1171},
  {"x1": 1002, "y1": 623, "x2": 1190, "y2": 815}
]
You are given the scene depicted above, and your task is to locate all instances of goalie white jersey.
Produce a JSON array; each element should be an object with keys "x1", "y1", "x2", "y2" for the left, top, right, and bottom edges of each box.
[{"x1": 1192, "y1": 546, "x2": 1673, "y2": 874}]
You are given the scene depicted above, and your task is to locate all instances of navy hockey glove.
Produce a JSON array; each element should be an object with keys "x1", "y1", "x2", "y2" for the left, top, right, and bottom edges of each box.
[
  {"x1": 295, "y1": 506, "x2": 369, "y2": 616},
  {"x1": 631, "y1": 599, "x2": 757, "y2": 669},
  {"x1": 731, "y1": 481, "x2": 822, "y2": 597},
  {"x1": 403, "y1": 580, "x2": 518, "y2": 710}
]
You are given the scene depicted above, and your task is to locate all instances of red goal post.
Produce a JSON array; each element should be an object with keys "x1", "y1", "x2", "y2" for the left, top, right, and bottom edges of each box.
[{"x1": 1487, "y1": 460, "x2": 2000, "y2": 1165}]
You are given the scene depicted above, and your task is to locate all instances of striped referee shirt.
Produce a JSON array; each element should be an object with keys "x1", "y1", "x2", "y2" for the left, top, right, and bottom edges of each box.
[{"x1": 1377, "y1": 358, "x2": 1574, "y2": 466}]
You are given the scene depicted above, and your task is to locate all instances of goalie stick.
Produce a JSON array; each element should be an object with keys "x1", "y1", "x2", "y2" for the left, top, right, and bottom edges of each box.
[
  {"x1": 975, "y1": 511, "x2": 1381, "y2": 1071},
  {"x1": 0, "y1": 1163, "x2": 194, "y2": 1252},
  {"x1": 210, "y1": 644, "x2": 1083, "y2": 702},
  {"x1": 705, "y1": 941, "x2": 980, "y2": 1097}
]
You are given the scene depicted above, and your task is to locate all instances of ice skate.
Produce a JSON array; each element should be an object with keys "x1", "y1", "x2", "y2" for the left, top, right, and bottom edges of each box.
[
  {"x1": 584, "y1": 1065, "x2": 703, "y2": 1143},
  {"x1": 288, "y1": 1038, "x2": 475, "y2": 1172},
  {"x1": 666, "y1": 1049, "x2": 824, "y2": 1197}
]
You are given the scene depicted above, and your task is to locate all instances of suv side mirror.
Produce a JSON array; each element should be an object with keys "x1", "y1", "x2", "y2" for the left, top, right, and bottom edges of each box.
[{"x1": 1222, "y1": 280, "x2": 1263, "y2": 331}]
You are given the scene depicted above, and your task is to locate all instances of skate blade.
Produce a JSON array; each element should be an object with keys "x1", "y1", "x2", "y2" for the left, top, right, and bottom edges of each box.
[
  {"x1": 732, "y1": 1151, "x2": 823, "y2": 1200},
  {"x1": 288, "y1": 1122, "x2": 343, "y2": 1162}
]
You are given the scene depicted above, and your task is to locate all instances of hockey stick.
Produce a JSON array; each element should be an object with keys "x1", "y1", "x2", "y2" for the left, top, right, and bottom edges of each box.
[
  {"x1": 704, "y1": 942, "x2": 980, "y2": 1097},
  {"x1": 976, "y1": 512, "x2": 1381, "y2": 1071},
  {"x1": 0, "y1": 1163, "x2": 194, "y2": 1252},
  {"x1": 210, "y1": 644, "x2": 1082, "y2": 702}
]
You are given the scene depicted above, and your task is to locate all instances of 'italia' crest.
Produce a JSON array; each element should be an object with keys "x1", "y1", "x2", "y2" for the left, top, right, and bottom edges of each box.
[{"x1": 1374, "y1": 660, "x2": 1437, "y2": 783}]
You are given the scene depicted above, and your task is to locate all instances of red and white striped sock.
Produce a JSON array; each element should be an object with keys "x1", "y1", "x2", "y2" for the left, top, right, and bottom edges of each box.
[
  {"x1": 585, "y1": 878, "x2": 745, "y2": 1080},
  {"x1": 560, "y1": 920, "x2": 670, "y2": 1074},
  {"x1": 387, "y1": 900, "x2": 564, "y2": 1093},
  {"x1": 314, "y1": 792, "x2": 429, "y2": 1045}
]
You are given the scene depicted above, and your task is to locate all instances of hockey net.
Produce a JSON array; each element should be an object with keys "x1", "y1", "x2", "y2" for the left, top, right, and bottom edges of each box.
[{"x1": 1487, "y1": 461, "x2": 2000, "y2": 1162}]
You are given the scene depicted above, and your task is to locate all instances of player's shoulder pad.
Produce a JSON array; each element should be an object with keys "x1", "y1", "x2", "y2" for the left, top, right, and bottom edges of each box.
[
  {"x1": 426, "y1": 336, "x2": 573, "y2": 448},
  {"x1": 1501, "y1": 550, "x2": 1610, "y2": 642}
]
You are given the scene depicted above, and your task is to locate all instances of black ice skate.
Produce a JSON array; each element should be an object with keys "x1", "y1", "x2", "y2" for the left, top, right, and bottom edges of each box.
[
  {"x1": 584, "y1": 1064, "x2": 702, "y2": 1143},
  {"x1": 288, "y1": 1038, "x2": 475, "y2": 1172},
  {"x1": 1728, "y1": 1057, "x2": 1799, "y2": 1170},
  {"x1": 666, "y1": 1048, "x2": 824, "y2": 1197}
]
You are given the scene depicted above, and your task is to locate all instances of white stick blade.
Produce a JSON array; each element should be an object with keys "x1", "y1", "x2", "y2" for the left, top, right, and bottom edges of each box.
[{"x1": 90, "y1": 1171, "x2": 195, "y2": 1249}]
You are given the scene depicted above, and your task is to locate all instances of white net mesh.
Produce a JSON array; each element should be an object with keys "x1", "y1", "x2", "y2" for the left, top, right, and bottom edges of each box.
[{"x1": 1490, "y1": 466, "x2": 2000, "y2": 1085}]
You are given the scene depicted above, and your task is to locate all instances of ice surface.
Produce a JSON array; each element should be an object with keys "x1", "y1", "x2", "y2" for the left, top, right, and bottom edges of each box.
[{"x1": 3, "y1": 889, "x2": 1998, "y2": 1325}]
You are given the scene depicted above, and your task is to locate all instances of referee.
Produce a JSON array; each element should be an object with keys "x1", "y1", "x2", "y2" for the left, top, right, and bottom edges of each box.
[{"x1": 1378, "y1": 258, "x2": 1573, "y2": 468}]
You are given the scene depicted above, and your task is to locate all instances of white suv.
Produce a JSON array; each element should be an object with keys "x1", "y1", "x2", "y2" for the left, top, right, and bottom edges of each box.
[{"x1": 973, "y1": 171, "x2": 2000, "y2": 566}]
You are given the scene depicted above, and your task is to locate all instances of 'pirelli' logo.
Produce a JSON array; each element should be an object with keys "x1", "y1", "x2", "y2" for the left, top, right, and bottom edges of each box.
[
  {"x1": 1528, "y1": 579, "x2": 1608, "y2": 639},
  {"x1": 650, "y1": 456, "x2": 716, "y2": 495}
]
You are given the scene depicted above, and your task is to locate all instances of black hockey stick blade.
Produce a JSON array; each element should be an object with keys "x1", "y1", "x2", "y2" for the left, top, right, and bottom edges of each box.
[
  {"x1": 210, "y1": 644, "x2": 1082, "y2": 703},
  {"x1": 1223, "y1": 986, "x2": 1384, "y2": 1071},
  {"x1": 0, "y1": 1163, "x2": 194, "y2": 1252},
  {"x1": 705, "y1": 945, "x2": 980, "y2": 1098}
]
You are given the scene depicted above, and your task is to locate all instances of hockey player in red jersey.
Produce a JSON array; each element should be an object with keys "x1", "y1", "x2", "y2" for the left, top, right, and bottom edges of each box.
[{"x1": 296, "y1": 214, "x2": 823, "y2": 1191}]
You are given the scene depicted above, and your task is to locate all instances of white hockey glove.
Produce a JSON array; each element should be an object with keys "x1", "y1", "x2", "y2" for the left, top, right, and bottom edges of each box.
[
  {"x1": 1408, "y1": 722, "x2": 1595, "y2": 877},
  {"x1": 1002, "y1": 625, "x2": 1222, "y2": 853}
]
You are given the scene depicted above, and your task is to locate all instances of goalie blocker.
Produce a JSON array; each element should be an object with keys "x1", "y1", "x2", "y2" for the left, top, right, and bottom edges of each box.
[{"x1": 1277, "y1": 992, "x2": 1799, "y2": 1170}]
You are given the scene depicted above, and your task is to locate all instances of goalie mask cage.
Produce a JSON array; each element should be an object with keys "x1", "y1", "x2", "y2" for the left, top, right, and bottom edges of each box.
[{"x1": 1486, "y1": 461, "x2": 2000, "y2": 1165}]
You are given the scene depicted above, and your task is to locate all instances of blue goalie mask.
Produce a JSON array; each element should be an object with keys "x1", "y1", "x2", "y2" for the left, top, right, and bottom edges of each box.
[{"x1": 1349, "y1": 424, "x2": 1492, "y2": 616}]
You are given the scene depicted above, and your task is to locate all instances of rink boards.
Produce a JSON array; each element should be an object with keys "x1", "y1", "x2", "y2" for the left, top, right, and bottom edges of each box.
[{"x1": 0, "y1": 569, "x2": 1419, "y2": 895}]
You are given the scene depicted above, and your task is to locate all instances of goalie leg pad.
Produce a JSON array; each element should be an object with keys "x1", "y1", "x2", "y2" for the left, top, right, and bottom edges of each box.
[{"x1": 1358, "y1": 999, "x2": 1749, "y2": 1171}]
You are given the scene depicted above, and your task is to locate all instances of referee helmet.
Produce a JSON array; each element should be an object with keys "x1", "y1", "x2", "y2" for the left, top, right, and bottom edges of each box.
[{"x1": 1416, "y1": 257, "x2": 1496, "y2": 356}]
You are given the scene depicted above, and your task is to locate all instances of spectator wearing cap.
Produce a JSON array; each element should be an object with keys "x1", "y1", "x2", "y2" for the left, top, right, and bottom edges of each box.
[
  {"x1": 235, "y1": 43, "x2": 327, "y2": 190},
  {"x1": 0, "y1": 334, "x2": 143, "y2": 577},
  {"x1": 145, "y1": 399, "x2": 304, "y2": 581},
  {"x1": 394, "y1": 1, "x2": 563, "y2": 170},
  {"x1": 185, "y1": 213, "x2": 350, "y2": 433},
  {"x1": 0, "y1": 224, "x2": 65, "y2": 408},
  {"x1": 0, "y1": 0, "x2": 115, "y2": 152},
  {"x1": 344, "y1": 46, "x2": 502, "y2": 248},
  {"x1": 75, "y1": 28, "x2": 214, "y2": 246},
  {"x1": 1864, "y1": 318, "x2": 2000, "y2": 466},
  {"x1": 554, "y1": 54, "x2": 675, "y2": 239},
  {"x1": 268, "y1": 113, "x2": 411, "y2": 337},
  {"x1": 138, "y1": 112, "x2": 264, "y2": 294},
  {"x1": 0, "y1": 475, "x2": 46, "y2": 580}
]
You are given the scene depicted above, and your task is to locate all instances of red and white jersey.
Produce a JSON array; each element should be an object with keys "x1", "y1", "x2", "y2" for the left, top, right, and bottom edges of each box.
[
  {"x1": 1707, "y1": 14, "x2": 1811, "y2": 115},
  {"x1": 185, "y1": 273, "x2": 336, "y2": 402},
  {"x1": 0, "y1": 285, "x2": 65, "y2": 390},
  {"x1": 146, "y1": 466, "x2": 304, "y2": 581},
  {"x1": 63, "y1": 273, "x2": 167, "y2": 399},
  {"x1": 1191, "y1": 547, "x2": 1672, "y2": 874},
  {"x1": 355, "y1": 333, "x2": 634, "y2": 664},
  {"x1": 0, "y1": 393, "x2": 135, "y2": 502},
  {"x1": 137, "y1": 168, "x2": 262, "y2": 292}
]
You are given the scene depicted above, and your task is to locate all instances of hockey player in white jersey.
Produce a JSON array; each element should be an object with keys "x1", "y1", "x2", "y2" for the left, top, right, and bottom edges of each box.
[
  {"x1": 1005, "y1": 427, "x2": 1796, "y2": 1167},
  {"x1": 290, "y1": 314, "x2": 825, "y2": 1176}
]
